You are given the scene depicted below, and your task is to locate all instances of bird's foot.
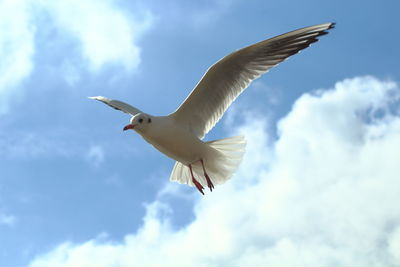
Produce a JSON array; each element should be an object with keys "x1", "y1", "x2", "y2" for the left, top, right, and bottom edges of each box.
[
  {"x1": 192, "y1": 177, "x2": 204, "y2": 195},
  {"x1": 189, "y1": 164, "x2": 205, "y2": 195},
  {"x1": 200, "y1": 159, "x2": 214, "y2": 192},
  {"x1": 204, "y1": 173, "x2": 214, "y2": 192}
]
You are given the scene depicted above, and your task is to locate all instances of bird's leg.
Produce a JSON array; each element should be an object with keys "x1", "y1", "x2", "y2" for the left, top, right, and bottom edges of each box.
[
  {"x1": 189, "y1": 164, "x2": 204, "y2": 195},
  {"x1": 200, "y1": 159, "x2": 214, "y2": 192}
]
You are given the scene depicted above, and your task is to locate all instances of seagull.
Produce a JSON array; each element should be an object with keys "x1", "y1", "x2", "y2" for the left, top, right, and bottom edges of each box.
[{"x1": 90, "y1": 23, "x2": 335, "y2": 195}]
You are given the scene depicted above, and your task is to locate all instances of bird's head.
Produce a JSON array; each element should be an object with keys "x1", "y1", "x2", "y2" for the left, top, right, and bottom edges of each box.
[{"x1": 123, "y1": 113, "x2": 152, "y2": 132}]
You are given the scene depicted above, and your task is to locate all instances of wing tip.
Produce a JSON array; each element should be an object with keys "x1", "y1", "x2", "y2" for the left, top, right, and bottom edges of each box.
[
  {"x1": 313, "y1": 22, "x2": 336, "y2": 35},
  {"x1": 88, "y1": 96, "x2": 106, "y2": 101},
  {"x1": 323, "y1": 22, "x2": 336, "y2": 34},
  {"x1": 313, "y1": 22, "x2": 336, "y2": 43}
]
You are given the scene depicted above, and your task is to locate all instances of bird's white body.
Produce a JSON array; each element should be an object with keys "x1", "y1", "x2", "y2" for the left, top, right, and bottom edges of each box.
[
  {"x1": 89, "y1": 22, "x2": 335, "y2": 194},
  {"x1": 136, "y1": 115, "x2": 215, "y2": 165},
  {"x1": 132, "y1": 114, "x2": 245, "y2": 190}
]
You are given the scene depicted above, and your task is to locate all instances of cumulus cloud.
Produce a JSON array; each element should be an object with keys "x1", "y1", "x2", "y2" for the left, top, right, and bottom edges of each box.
[
  {"x1": 39, "y1": 0, "x2": 152, "y2": 72},
  {"x1": 0, "y1": 0, "x2": 152, "y2": 114},
  {"x1": 0, "y1": 0, "x2": 35, "y2": 115},
  {"x1": 27, "y1": 76, "x2": 400, "y2": 267}
]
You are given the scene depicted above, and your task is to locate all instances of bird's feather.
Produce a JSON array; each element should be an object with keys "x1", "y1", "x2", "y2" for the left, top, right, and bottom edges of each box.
[
  {"x1": 171, "y1": 23, "x2": 335, "y2": 139},
  {"x1": 170, "y1": 135, "x2": 246, "y2": 187},
  {"x1": 88, "y1": 96, "x2": 142, "y2": 116}
]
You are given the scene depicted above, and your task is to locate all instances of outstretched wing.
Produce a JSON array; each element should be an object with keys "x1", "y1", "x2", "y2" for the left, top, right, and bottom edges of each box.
[
  {"x1": 88, "y1": 96, "x2": 142, "y2": 116},
  {"x1": 171, "y1": 23, "x2": 335, "y2": 138}
]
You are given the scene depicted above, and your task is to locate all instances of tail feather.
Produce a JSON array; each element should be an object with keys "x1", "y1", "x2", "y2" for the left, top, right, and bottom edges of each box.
[{"x1": 170, "y1": 135, "x2": 246, "y2": 189}]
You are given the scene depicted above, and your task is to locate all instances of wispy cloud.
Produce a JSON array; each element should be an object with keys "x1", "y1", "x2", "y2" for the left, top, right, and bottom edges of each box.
[
  {"x1": 0, "y1": 132, "x2": 74, "y2": 159},
  {"x1": 146, "y1": 0, "x2": 240, "y2": 30},
  {"x1": 0, "y1": 212, "x2": 17, "y2": 226},
  {"x1": 190, "y1": 0, "x2": 240, "y2": 28},
  {"x1": 27, "y1": 76, "x2": 400, "y2": 266},
  {"x1": 85, "y1": 144, "x2": 105, "y2": 167},
  {"x1": 0, "y1": 131, "x2": 105, "y2": 164}
]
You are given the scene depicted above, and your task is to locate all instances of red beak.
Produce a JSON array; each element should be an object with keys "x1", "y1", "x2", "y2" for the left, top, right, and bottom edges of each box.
[{"x1": 123, "y1": 124, "x2": 135, "y2": 131}]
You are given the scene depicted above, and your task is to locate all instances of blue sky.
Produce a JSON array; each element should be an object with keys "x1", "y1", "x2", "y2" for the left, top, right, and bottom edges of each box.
[{"x1": 1, "y1": 0, "x2": 400, "y2": 266}]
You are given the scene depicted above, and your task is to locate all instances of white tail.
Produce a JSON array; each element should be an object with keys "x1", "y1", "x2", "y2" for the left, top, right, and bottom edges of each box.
[{"x1": 169, "y1": 135, "x2": 246, "y2": 188}]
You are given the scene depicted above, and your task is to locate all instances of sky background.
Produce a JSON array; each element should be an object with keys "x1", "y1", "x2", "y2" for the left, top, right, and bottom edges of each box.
[{"x1": 1, "y1": 0, "x2": 400, "y2": 266}]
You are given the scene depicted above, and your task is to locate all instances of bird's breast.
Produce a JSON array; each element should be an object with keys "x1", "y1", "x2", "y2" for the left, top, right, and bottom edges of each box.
[{"x1": 139, "y1": 123, "x2": 207, "y2": 165}]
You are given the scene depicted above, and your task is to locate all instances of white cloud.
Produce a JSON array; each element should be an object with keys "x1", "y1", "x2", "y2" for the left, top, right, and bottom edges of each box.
[
  {"x1": 0, "y1": 212, "x2": 17, "y2": 226},
  {"x1": 60, "y1": 60, "x2": 81, "y2": 87},
  {"x1": 152, "y1": 0, "x2": 240, "y2": 29},
  {"x1": 86, "y1": 144, "x2": 105, "y2": 167},
  {"x1": 0, "y1": 0, "x2": 152, "y2": 115},
  {"x1": 27, "y1": 76, "x2": 400, "y2": 267},
  {"x1": 389, "y1": 227, "x2": 400, "y2": 264},
  {"x1": 191, "y1": 0, "x2": 240, "y2": 28},
  {"x1": 0, "y1": 131, "x2": 103, "y2": 163},
  {"x1": 39, "y1": 0, "x2": 152, "y2": 72},
  {"x1": 0, "y1": 0, "x2": 35, "y2": 115},
  {"x1": 0, "y1": 132, "x2": 75, "y2": 159}
]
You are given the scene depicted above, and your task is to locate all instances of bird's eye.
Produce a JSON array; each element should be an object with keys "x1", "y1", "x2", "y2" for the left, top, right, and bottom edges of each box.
[{"x1": 138, "y1": 118, "x2": 143, "y2": 123}]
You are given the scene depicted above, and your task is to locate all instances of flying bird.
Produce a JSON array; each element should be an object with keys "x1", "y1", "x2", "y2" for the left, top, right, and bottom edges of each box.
[{"x1": 90, "y1": 23, "x2": 335, "y2": 195}]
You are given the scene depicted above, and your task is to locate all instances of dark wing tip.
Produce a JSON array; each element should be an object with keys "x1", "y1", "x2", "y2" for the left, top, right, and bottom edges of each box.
[
  {"x1": 254, "y1": 22, "x2": 336, "y2": 67},
  {"x1": 313, "y1": 22, "x2": 336, "y2": 37},
  {"x1": 320, "y1": 22, "x2": 336, "y2": 35}
]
